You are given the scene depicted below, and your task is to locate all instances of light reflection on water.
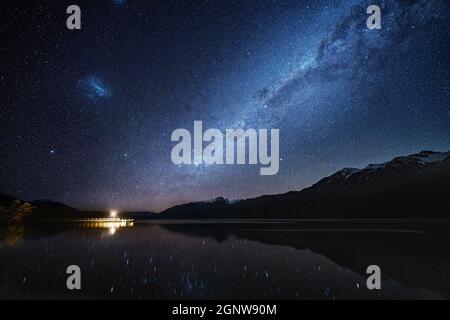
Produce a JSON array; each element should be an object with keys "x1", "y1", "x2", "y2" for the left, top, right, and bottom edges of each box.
[
  {"x1": 0, "y1": 221, "x2": 449, "y2": 299},
  {"x1": 72, "y1": 219, "x2": 134, "y2": 235}
]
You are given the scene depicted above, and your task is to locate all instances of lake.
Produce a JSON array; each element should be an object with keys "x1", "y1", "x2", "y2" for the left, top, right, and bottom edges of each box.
[{"x1": 0, "y1": 220, "x2": 449, "y2": 299}]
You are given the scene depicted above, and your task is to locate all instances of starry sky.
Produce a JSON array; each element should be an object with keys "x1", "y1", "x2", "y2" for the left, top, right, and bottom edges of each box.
[{"x1": 1, "y1": 0, "x2": 449, "y2": 212}]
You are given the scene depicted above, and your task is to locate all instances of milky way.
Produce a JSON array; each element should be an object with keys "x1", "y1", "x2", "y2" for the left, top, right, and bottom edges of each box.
[{"x1": 1, "y1": 0, "x2": 449, "y2": 211}]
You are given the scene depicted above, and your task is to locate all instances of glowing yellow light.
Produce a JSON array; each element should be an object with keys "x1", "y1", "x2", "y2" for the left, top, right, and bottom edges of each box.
[
  {"x1": 109, "y1": 227, "x2": 116, "y2": 235},
  {"x1": 110, "y1": 210, "x2": 118, "y2": 218}
]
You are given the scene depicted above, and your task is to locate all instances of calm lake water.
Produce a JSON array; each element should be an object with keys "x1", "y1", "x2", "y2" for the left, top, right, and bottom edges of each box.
[{"x1": 0, "y1": 220, "x2": 450, "y2": 299}]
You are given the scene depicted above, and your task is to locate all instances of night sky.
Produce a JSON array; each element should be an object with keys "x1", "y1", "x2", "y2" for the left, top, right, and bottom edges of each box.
[{"x1": 1, "y1": 0, "x2": 449, "y2": 212}]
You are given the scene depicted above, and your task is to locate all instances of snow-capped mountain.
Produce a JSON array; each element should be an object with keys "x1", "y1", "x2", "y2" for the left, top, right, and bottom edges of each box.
[
  {"x1": 160, "y1": 150, "x2": 450, "y2": 219},
  {"x1": 309, "y1": 150, "x2": 450, "y2": 197},
  {"x1": 328, "y1": 150, "x2": 450, "y2": 182}
]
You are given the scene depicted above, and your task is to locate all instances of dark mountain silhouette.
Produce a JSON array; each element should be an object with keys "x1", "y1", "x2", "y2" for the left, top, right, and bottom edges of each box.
[
  {"x1": 30, "y1": 199, "x2": 79, "y2": 217},
  {"x1": 0, "y1": 193, "x2": 18, "y2": 207},
  {"x1": 158, "y1": 197, "x2": 230, "y2": 219},
  {"x1": 159, "y1": 150, "x2": 450, "y2": 219},
  {"x1": 80, "y1": 210, "x2": 158, "y2": 220},
  {"x1": 2, "y1": 150, "x2": 449, "y2": 222},
  {"x1": 0, "y1": 193, "x2": 33, "y2": 223},
  {"x1": 0, "y1": 194, "x2": 157, "y2": 222},
  {"x1": 118, "y1": 211, "x2": 158, "y2": 219}
]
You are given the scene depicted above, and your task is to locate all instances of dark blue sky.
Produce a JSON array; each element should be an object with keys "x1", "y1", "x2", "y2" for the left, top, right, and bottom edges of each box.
[{"x1": 1, "y1": 0, "x2": 449, "y2": 211}]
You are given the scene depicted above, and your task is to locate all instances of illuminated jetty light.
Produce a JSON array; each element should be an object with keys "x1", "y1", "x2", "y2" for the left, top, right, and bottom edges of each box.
[
  {"x1": 69, "y1": 218, "x2": 134, "y2": 230},
  {"x1": 110, "y1": 210, "x2": 118, "y2": 218}
]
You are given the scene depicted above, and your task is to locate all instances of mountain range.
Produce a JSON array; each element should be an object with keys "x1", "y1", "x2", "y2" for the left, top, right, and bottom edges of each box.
[
  {"x1": 159, "y1": 150, "x2": 450, "y2": 219},
  {"x1": 1, "y1": 150, "x2": 449, "y2": 221}
]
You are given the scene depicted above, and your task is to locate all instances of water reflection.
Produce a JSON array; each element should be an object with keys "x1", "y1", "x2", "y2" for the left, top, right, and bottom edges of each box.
[
  {"x1": 0, "y1": 221, "x2": 449, "y2": 299},
  {"x1": 73, "y1": 219, "x2": 134, "y2": 233},
  {"x1": 0, "y1": 219, "x2": 134, "y2": 246},
  {"x1": 0, "y1": 223, "x2": 25, "y2": 246},
  {"x1": 0, "y1": 200, "x2": 32, "y2": 246},
  {"x1": 74, "y1": 219, "x2": 134, "y2": 237}
]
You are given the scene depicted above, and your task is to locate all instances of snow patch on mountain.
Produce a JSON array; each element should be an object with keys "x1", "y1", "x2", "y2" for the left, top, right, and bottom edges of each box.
[
  {"x1": 411, "y1": 150, "x2": 450, "y2": 163},
  {"x1": 335, "y1": 150, "x2": 450, "y2": 180}
]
